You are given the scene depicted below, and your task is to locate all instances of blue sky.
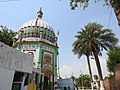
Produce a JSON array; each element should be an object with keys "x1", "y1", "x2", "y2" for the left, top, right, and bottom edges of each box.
[{"x1": 0, "y1": 0, "x2": 120, "y2": 78}]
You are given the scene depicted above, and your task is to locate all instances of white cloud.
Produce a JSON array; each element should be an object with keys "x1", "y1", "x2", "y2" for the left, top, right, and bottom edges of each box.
[
  {"x1": 60, "y1": 57, "x2": 109, "y2": 78},
  {"x1": 60, "y1": 59, "x2": 88, "y2": 78}
]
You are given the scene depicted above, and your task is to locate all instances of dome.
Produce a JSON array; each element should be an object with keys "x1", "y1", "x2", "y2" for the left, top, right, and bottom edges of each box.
[
  {"x1": 20, "y1": 19, "x2": 54, "y2": 32},
  {"x1": 18, "y1": 8, "x2": 57, "y2": 44}
]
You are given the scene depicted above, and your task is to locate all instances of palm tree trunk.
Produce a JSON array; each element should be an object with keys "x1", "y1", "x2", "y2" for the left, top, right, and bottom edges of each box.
[
  {"x1": 86, "y1": 55, "x2": 93, "y2": 81},
  {"x1": 86, "y1": 55, "x2": 94, "y2": 90},
  {"x1": 93, "y1": 52, "x2": 103, "y2": 80},
  {"x1": 92, "y1": 49, "x2": 104, "y2": 90}
]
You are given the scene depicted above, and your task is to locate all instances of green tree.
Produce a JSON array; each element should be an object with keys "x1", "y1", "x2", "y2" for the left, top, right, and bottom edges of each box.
[
  {"x1": 72, "y1": 29, "x2": 93, "y2": 84},
  {"x1": 0, "y1": 25, "x2": 17, "y2": 46},
  {"x1": 70, "y1": 0, "x2": 110, "y2": 10},
  {"x1": 73, "y1": 22, "x2": 118, "y2": 89},
  {"x1": 71, "y1": 75, "x2": 75, "y2": 81},
  {"x1": 93, "y1": 75, "x2": 98, "y2": 81},
  {"x1": 75, "y1": 74, "x2": 91, "y2": 88},
  {"x1": 75, "y1": 77, "x2": 82, "y2": 88},
  {"x1": 107, "y1": 46, "x2": 120, "y2": 73}
]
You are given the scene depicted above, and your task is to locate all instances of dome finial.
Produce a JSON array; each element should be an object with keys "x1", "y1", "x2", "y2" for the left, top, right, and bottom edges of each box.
[{"x1": 37, "y1": 7, "x2": 43, "y2": 18}]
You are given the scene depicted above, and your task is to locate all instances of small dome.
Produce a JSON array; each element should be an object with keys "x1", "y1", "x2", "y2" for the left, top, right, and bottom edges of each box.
[
  {"x1": 20, "y1": 19, "x2": 54, "y2": 32},
  {"x1": 18, "y1": 8, "x2": 56, "y2": 44}
]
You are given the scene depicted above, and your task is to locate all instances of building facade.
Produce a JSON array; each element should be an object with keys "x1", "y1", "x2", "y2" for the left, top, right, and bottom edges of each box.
[
  {"x1": 57, "y1": 78, "x2": 74, "y2": 90},
  {"x1": 0, "y1": 42, "x2": 33, "y2": 90},
  {"x1": 13, "y1": 8, "x2": 59, "y2": 90}
]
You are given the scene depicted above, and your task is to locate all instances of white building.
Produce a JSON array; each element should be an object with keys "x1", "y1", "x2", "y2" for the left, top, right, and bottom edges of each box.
[
  {"x1": 0, "y1": 42, "x2": 42, "y2": 90},
  {"x1": 57, "y1": 78, "x2": 75, "y2": 90}
]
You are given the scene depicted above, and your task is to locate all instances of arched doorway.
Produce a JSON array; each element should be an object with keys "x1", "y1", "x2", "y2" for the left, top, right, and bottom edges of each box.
[
  {"x1": 43, "y1": 66, "x2": 53, "y2": 90},
  {"x1": 64, "y1": 87, "x2": 67, "y2": 90}
]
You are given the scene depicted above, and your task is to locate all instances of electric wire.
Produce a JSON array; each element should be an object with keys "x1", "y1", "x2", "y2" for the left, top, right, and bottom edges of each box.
[
  {"x1": 0, "y1": 0, "x2": 18, "y2": 2},
  {"x1": 108, "y1": 8, "x2": 112, "y2": 28}
]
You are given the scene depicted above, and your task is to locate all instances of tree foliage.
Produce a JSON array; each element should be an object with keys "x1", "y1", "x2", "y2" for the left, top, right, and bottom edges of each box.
[
  {"x1": 75, "y1": 74, "x2": 91, "y2": 88},
  {"x1": 72, "y1": 27, "x2": 93, "y2": 83},
  {"x1": 107, "y1": 46, "x2": 120, "y2": 73},
  {"x1": 0, "y1": 25, "x2": 17, "y2": 46},
  {"x1": 93, "y1": 75, "x2": 98, "y2": 81},
  {"x1": 73, "y1": 22, "x2": 118, "y2": 81},
  {"x1": 70, "y1": 0, "x2": 110, "y2": 10}
]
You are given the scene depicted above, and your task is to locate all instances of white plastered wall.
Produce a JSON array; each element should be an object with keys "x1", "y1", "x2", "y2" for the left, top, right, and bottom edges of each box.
[{"x1": 0, "y1": 67, "x2": 15, "y2": 90}]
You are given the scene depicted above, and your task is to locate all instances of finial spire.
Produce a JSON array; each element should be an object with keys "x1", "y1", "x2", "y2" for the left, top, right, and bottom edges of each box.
[{"x1": 37, "y1": 7, "x2": 43, "y2": 18}]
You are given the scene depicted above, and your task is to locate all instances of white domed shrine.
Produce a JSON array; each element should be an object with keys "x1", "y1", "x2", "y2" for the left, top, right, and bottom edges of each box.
[{"x1": 13, "y1": 8, "x2": 59, "y2": 90}]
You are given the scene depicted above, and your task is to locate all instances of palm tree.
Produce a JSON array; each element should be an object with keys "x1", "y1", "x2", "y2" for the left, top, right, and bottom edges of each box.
[
  {"x1": 72, "y1": 22, "x2": 118, "y2": 90},
  {"x1": 72, "y1": 27, "x2": 93, "y2": 89},
  {"x1": 73, "y1": 42, "x2": 94, "y2": 88},
  {"x1": 80, "y1": 74, "x2": 91, "y2": 88}
]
